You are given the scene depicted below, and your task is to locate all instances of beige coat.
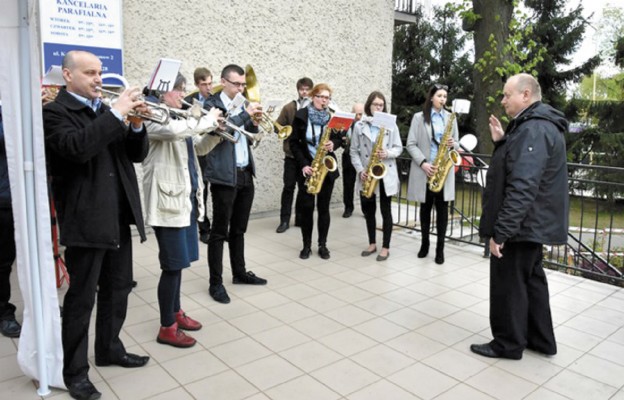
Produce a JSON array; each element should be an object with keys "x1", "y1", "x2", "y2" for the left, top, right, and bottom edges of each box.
[
  {"x1": 405, "y1": 110, "x2": 459, "y2": 203},
  {"x1": 142, "y1": 115, "x2": 220, "y2": 227},
  {"x1": 349, "y1": 120, "x2": 403, "y2": 197}
]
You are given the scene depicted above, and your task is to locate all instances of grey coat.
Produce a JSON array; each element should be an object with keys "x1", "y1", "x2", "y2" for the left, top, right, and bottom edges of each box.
[
  {"x1": 405, "y1": 110, "x2": 459, "y2": 203},
  {"x1": 349, "y1": 120, "x2": 403, "y2": 196}
]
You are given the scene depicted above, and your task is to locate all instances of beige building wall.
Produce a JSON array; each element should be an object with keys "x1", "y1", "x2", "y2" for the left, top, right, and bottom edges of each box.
[{"x1": 123, "y1": 0, "x2": 395, "y2": 215}]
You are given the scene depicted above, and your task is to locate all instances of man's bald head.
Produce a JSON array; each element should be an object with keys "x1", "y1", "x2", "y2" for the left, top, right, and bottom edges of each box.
[{"x1": 352, "y1": 103, "x2": 364, "y2": 122}]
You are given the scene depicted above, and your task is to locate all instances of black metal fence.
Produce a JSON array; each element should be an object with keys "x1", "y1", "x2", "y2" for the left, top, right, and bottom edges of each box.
[{"x1": 394, "y1": 154, "x2": 624, "y2": 287}]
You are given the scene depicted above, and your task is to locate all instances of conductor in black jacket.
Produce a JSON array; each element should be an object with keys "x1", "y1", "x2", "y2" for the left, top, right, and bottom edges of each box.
[
  {"x1": 43, "y1": 50, "x2": 150, "y2": 400},
  {"x1": 203, "y1": 64, "x2": 267, "y2": 305},
  {"x1": 472, "y1": 73, "x2": 569, "y2": 361}
]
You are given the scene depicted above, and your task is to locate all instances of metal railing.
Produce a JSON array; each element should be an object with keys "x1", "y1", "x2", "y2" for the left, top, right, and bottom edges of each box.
[{"x1": 393, "y1": 153, "x2": 624, "y2": 287}]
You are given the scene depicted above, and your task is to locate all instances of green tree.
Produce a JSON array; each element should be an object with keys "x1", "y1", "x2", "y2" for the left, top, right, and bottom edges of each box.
[
  {"x1": 594, "y1": 5, "x2": 624, "y2": 67},
  {"x1": 392, "y1": 5, "x2": 473, "y2": 137},
  {"x1": 574, "y1": 73, "x2": 624, "y2": 101},
  {"x1": 523, "y1": 0, "x2": 601, "y2": 109}
]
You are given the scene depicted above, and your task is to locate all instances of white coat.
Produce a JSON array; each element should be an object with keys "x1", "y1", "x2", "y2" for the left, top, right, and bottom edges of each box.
[
  {"x1": 349, "y1": 119, "x2": 403, "y2": 197},
  {"x1": 142, "y1": 115, "x2": 220, "y2": 227},
  {"x1": 405, "y1": 110, "x2": 459, "y2": 203}
]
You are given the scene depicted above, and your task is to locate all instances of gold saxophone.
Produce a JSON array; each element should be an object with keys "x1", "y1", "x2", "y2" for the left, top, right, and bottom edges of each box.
[
  {"x1": 305, "y1": 126, "x2": 337, "y2": 195},
  {"x1": 361, "y1": 127, "x2": 388, "y2": 198},
  {"x1": 428, "y1": 112, "x2": 461, "y2": 193}
]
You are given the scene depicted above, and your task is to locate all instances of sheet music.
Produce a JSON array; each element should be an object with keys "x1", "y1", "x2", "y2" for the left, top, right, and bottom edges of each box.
[
  {"x1": 371, "y1": 111, "x2": 397, "y2": 129},
  {"x1": 452, "y1": 99, "x2": 471, "y2": 114},
  {"x1": 146, "y1": 58, "x2": 182, "y2": 92}
]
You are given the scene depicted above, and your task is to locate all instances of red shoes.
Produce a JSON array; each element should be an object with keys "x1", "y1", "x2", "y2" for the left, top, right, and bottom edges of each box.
[
  {"x1": 175, "y1": 310, "x2": 202, "y2": 331},
  {"x1": 157, "y1": 322, "x2": 196, "y2": 348}
]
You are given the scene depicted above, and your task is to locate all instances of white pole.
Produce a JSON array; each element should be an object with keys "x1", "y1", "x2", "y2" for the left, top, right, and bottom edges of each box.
[{"x1": 18, "y1": 0, "x2": 50, "y2": 395}]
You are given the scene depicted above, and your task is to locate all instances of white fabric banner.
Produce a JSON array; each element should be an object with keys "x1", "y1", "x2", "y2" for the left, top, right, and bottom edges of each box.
[{"x1": 0, "y1": 0, "x2": 64, "y2": 390}]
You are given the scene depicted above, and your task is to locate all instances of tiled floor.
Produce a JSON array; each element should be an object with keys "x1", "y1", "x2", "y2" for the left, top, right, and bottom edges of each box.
[{"x1": 3, "y1": 208, "x2": 624, "y2": 399}]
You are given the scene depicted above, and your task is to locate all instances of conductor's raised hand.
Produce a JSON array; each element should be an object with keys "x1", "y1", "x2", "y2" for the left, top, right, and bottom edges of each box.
[{"x1": 489, "y1": 115, "x2": 505, "y2": 142}]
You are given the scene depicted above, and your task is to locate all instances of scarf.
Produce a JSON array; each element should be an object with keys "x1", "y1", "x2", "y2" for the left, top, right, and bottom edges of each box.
[{"x1": 307, "y1": 104, "x2": 330, "y2": 126}]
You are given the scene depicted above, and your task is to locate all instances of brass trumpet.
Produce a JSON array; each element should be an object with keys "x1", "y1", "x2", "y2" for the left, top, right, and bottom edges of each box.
[
  {"x1": 96, "y1": 87, "x2": 172, "y2": 124},
  {"x1": 180, "y1": 99, "x2": 238, "y2": 143}
]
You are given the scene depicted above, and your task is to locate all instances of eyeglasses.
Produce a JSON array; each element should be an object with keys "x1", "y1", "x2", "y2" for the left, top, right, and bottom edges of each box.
[
  {"x1": 314, "y1": 95, "x2": 330, "y2": 100},
  {"x1": 371, "y1": 102, "x2": 385, "y2": 108},
  {"x1": 224, "y1": 78, "x2": 247, "y2": 89},
  {"x1": 434, "y1": 83, "x2": 448, "y2": 91}
]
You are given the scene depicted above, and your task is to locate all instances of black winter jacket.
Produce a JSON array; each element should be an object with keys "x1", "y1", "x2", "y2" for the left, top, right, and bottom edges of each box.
[
  {"x1": 479, "y1": 101, "x2": 569, "y2": 245},
  {"x1": 203, "y1": 93, "x2": 258, "y2": 187},
  {"x1": 43, "y1": 89, "x2": 148, "y2": 249}
]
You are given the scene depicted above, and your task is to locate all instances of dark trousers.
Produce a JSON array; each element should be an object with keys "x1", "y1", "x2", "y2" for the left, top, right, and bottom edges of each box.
[
  {"x1": 360, "y1": 180, "x2": 393, "y2": 249},
  {"x1": 158, "y1": 270, "x2": 181, "y2": 327},
  {"x1": 0, "y1": 208, "x2": 16, "y2": 320},
  {"x1": 342, "y1": 152, "x2": 356, "y2": 212},
  {"x1": 198, "y1": 180, "x2": 211, "y2": 235},
  {"x1": 62, "y1": 224, "x2": 133, "y2": 385},
  {"x1": 280, "y1": 156, "x2": 300, "y2": 223},
  {"x1": 420, "y1": 188, "x2": 448, "y2": 249},
  {"x1": 208, "y1": 169, "x2": 254, "y2": 286},
  {"x1": 489, "y1": 241, "x2": 556, "y2": 358},
  {"x1": 297, "y1": 174, "x2": 335, "y2": 247}
]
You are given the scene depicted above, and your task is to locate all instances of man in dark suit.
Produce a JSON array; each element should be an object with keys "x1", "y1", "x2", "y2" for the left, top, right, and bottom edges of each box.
[
  {"x1": 43, "y1": 50, "x2": 150, "y2": 400},
  {"x1": 184, "y1": 67, "x2": 214, "y2": 243},
  {"x1": 274, "y1": 77, "x2": 313, "y2": 233},
  {"x1": 203, "y1": 64, "x2": 267, "y2": 304}
]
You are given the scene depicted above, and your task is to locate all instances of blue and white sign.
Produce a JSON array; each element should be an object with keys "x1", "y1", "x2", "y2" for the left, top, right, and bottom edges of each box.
[{"x1": 40, "y1": 1, "x2": 123, "y2": 83}]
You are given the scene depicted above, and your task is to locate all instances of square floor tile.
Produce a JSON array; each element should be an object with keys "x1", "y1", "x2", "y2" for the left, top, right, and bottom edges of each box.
[
  {"x1": 465, "y1": 366, "x2": 538, "y2": 400},
  {"x1": 265, "y1": 375, "x2": 340, "y2": 400},
  {"x1": 184, "y1": 370, "x2": 258, "y2": 400},
  {"x1": 236, "y1": 354, "x2": 303, "y2": 390},
  {"x1": 351, "y1": 344, "x2": 415, "y2": 377},
  {"x1": 387, "y1": 362, "x2": 458, "y2": 399},
  {"x1": 311, "y1": 358, "x2": 380, "y2": 396},
  {"x1": 210, "y1": 337, "x2": 271, "y2": 368}
]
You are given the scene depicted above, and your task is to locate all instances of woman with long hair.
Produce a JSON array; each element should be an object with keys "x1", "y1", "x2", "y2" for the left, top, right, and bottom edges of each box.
[
  {"x1": 350, "y1": 91, "x2": 402, "y2": 261},
  {"x1": 406, "y1": 84, "x2": 459, "y2": 264},
  {"x1": 289, "y1": 83, "x2": 343, "y2": 260}
]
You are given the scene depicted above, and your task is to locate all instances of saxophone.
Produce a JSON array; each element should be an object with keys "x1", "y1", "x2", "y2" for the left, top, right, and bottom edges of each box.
[
  {"x1": 305, "y1": 126, "x2": 337, "y2": 195},
  {"x1": 428, "y1": 112, "x2": 461, "y2": 193},
  {"x1": 361, "y1": 127, "x2": 388, "y2": 198}
]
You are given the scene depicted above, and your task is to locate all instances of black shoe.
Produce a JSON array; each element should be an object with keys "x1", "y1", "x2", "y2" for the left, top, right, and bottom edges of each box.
[
  {"x1": 361, "y1": 247, "x2": 377, "y2": 257},
  {"x1": 318, "y1": 246, "x2": 331, "y2": 260},
  {"x1": 67, "y1": 378, "x2": 101, "y2": 400},
  {"x1": 417, "y1": 243, "x2": 429, "y2": 258},
  {"x1": 435, "y1": 248, "x2": 444, "y2": 264},
  {"x1": 0, "y1": 318, "x2": 21, "y2": 338},
  {"x1": 299, "y1": 247, "x2": 311, "y2": 259},
  {"x1": 209, "y1": 284, "x2": 231, "y2": 304},
  {"x1": 276, "y1": 222, "x2": 289, "y2": 233},
  {"x1": 342, "y1": 209, "x2": 353, "y2": 218},
  {"x1": 199, "y1": 232, "x2": 210, "y2": 244},
  {"x1": 95, "y1": 352, "x2": 150, "y2": 368},
  {"x1": 131, "y1": 280, "x2": 138, "y2": 288},
  {"x1": 470, "y1": 343, "x2": 522, "y2": 360},
  {"x1": 233, "y1": 271, "x2": 267, "y2": 285}
]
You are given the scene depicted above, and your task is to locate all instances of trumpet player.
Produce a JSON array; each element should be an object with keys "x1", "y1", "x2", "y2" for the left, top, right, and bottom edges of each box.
[
  {"x1": 275, "y1": 77, "x2": 313, "y2": 233},
  {"x1": 289, "y1": 83, "x2": 342, "y2": 260},
  {"x1": 203, "y1": 64, "x2": 267, "y2": 304},
  {"x1": 350, "y1": 92, "x2": 402, "y2": 262},
  {"x1": 43, "y1": 50, "x2": 150, "y2": 400},
  {"x1": 141, "y1": 73, "x2": 222, "y2": 348},
  {"x1": 406, "y1": 84, "x2": 459, "y2": 265}
]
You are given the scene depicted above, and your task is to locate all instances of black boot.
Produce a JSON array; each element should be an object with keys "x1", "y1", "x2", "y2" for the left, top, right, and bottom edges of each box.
[
  {"x1": 418, "y1": 239, "x2": 429, "y2": 258},
  {"x1": 435, "y1": 243, "x2": 444, "y2": 264}
]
